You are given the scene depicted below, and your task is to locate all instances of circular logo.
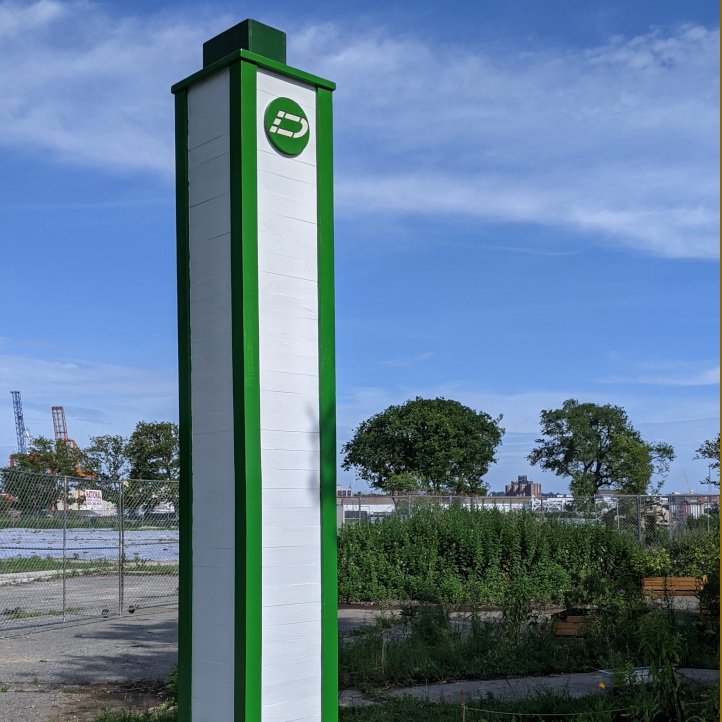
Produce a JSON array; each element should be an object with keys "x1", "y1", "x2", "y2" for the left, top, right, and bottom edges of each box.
[{"x1": 264, "y1": 97, "x2": 310, "y2": 157}]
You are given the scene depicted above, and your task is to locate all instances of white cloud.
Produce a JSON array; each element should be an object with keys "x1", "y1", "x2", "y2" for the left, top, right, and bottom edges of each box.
[
  {"x1": 0, "y1": 1, "x2": 226, "y2": 174},
  {"x1": 297, "y1": 23, "x2": 719, "y2": 259},
  {"x1": 0, "y1": 0, "x2": 65, "y2": 38},
  {"x1": 598, "y1": 362, "x2": 720, "y2": 387},
  {"x1": 0, "y1": 347, "x2": 178, "y2": 460},
  {"x1": 0, "y1": 2, "x2": 717, "y2": 259},
  {"x1": 381, "y1": 351, "x2": 434, "y2": 368}
]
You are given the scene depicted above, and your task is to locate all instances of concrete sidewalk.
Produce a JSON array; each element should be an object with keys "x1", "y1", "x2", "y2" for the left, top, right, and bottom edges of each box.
[{"x1": 339, "y1": 668, "x2": 720, "y2": 707}]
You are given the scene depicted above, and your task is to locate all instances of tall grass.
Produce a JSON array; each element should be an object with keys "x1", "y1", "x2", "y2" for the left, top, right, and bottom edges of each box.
[{"x1": 338, "y1": 507, "x2": 645, "y2": 605}]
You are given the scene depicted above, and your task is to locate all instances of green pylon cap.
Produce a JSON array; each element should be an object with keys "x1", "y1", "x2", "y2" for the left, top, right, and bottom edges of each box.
[{"x1": 203, "y1": 19, "x2": 286, "y2": 67}]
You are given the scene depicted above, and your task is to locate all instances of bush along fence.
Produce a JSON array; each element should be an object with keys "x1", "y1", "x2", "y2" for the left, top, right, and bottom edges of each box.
[
  {"x1": 0, "y1": 469, "x2": 178, "y2": 632},
  {"x1": 337, "y1": 492, "x2": 720, "y2": 541},
  {"x1": 337, "y1": 505, "x2": 720, "y2": 606}
]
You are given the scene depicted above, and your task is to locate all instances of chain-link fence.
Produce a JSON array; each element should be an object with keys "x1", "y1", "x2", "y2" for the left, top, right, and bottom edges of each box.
[
  {"x1": 337, "y1": 493, "x2": 720, "y2": 544},
  {"x1": 0, "y1": 469, "x2": 178, "y2": 633}
]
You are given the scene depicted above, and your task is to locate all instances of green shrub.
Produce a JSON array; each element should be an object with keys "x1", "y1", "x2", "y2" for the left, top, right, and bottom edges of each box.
[{"x1": 338, "y1": 508, "x2": 645, "y2": 606}]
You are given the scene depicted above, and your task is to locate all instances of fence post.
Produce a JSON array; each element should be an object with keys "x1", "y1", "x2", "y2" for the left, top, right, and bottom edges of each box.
[
  {"x1": 62, "y1": 476, "x2": 67, "y2": 622},
  {"x1": 118, "y1": 481, "x2": 125, "y2": 616},
  {"x1": 636, "y1": 495, "x2": 643, "y2": 544},
  {"x1": 616, "y1": 499, "x2": 620, "y2": 531}
]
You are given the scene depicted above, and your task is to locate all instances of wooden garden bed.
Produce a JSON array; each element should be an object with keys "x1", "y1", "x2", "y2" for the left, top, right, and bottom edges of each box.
[
  {"x1": 641, "y1": 576, "x2": 707, "y2": 597},
  {"x1": 552, "y1": 609, "x2": 590, "y2": 637}
]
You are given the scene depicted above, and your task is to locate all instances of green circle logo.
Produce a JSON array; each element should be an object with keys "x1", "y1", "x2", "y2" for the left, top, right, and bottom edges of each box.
[{"x1": 264, "y1": 97, "x2": 310, "y2": 157}]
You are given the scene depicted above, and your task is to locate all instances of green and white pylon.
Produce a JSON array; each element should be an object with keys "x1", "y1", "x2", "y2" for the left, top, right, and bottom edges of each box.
[{"x1": 172, "y1": 19, "x2": 337, "y2": 721}]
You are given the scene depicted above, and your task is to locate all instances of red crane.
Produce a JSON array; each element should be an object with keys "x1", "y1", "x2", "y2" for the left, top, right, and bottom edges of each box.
[{"x1": 51, "y1": 406, "x2": 92, "y2": 478}]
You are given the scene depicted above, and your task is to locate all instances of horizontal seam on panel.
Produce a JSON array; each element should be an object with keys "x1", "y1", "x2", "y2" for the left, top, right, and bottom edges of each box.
[
  {"x1": 260, "y1": 270, "x2": 316, "y2": 283},
  {"x1": 189, "y1": 150, "x2": 230, "y2": 167},
  {"x1": 188, "y1": 133, "x2": 228, "y2": 152},
  {"x1": 257, "y1": 168, "x2": 315, "y2": 187},
  {"x1": 257, "y1": 146, "x2": 315, "y2": 169},
  {"x1": 188, "y1": 231, "x2": 231, "y2": 243},
  {"x1": 189, "y1": 193, "x2": 229, "y2": 209}
]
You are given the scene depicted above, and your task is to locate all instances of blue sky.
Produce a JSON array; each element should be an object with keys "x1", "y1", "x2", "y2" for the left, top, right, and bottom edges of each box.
[{"x1": 0, "y1": 0, "x2": 718, "y2": 493}]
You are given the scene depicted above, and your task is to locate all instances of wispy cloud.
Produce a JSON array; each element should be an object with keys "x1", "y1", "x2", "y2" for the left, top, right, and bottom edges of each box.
[
  {"x1": 0, "y1": 1, "x2": 224, "y2": 174},
  {"x1": 297, "y1": 23, "x2": 719, "y2": 259},
  {"x1": 0, "y1": 347, "x2": 178, "y2": 452},
  {"x1": 381, "y1": 351, "x2": 434, "y2": 368},
  {"x1": 0, "y1": 3, "x2": 718, "y2": 259},
  {"x1": 598, "y1": 362, "x2": 720, "y2": 387}
]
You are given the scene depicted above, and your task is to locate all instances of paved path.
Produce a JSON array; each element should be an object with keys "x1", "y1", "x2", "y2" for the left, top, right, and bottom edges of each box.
[
  {"x1": 0, "y1": 605, "x2": 716, "y2": 720},
  {"x1": 340, "y1": 668, "x2": 720, "y2": 707}
]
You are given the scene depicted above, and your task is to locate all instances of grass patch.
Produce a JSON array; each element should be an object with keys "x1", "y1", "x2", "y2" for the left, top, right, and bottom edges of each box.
[
  {"x1": 88, "y1": 712, "x2": 176, "y2": 722},
  {"x1": 341, "y1": 605, "x2": 719, "y2": 690},
  {"x1": 0, "y1": 556, "x2": 178, "y2": 576},
  {"x1": 1, "y1": 605, "x2": 84, "y2": 619},
  {"x1": 340, "y1": 682, "x2": 720, "y2": 721},
  {"x1": 83, "y1": 683, "x2": 720, "y2": 722}
]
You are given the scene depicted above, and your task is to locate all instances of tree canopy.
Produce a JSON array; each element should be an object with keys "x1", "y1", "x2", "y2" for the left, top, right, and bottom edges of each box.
[
  {"x1": 126, "y1": 421, "x2": 179, "y2": 481},
  {"x1": 11, "y1": 436, "x2": 79, "y2": 477},
  {"x1": 341, "y1": 397, "x2": 504, "y2": 495},
  {"x1": 695, "y1": 433, "x2": 720, "y2": 487},
  {"x1": 84, "y1": 434, "x2": 129, "y2": 481},
  {"x1": 528, "y1": 399, "x2": 674, "y2": 496}
]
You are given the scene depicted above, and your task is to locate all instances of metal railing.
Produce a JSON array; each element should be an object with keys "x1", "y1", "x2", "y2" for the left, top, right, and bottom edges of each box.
[
  {"x1": 0, "y1": 469, "x2": 178, "y2": 633},
  {"x1": 337, "y1": 492, "x2": 720, "y2": 544}
]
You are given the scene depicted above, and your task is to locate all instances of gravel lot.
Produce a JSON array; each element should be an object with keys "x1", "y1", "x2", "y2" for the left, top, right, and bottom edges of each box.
[{"x1": 0, "y1": 605, "x2": 177, "y2": 721}]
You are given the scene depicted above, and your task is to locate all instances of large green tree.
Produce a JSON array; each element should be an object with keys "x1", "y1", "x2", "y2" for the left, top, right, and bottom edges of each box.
[
  {"x1": 341, "y1": 397, "x2": 504, "y2": 495},
  {"x1": 528, "y1": 399, "x2": 674, "y2": 496},
  {"x1": 11, "y1": 436, "x2": 79, "y2": 477},
  {"x1": 125, "y1": 421, "x2": 179, "y2": 513},
  {"x1": 84, "y1": 434, "x2": 129, "y2": 481},
  {"x1": 83, "y1": 434, "x2": 129, "y2": 506},
  {"x1": 126, "y1": 422, "x2": 179, "y2": 480},
  {"x1": 695, "y1": 433, "x2": 720, "y2": 487},
  {"x1": 1, "y1": 466, "x2": 61, "y2": 513},
  {"x1": 1, "y1": 436, "x2": 76, "y2": 513}
]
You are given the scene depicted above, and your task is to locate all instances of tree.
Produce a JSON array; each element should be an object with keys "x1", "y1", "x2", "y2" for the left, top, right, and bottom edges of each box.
[
  {"x1": 84, "y1": 434, "x2": 129, "y2": 481},
  {"x1": 126, "y1": 422, "x2": 179, "y2": 480},
  {"x1": 528, "y1": 399, "x2": 674, "y2": 496},
  {"x1": 11, "y1": 436, "x2": 79, "y2": 477},
  {"x1": 0, "y1": 466, "x2": 61, "y2": 514},
  {"x1": 341, "y1": 397, "x2": 504, "y2": 495},
  {"x1": 125, "y1": 421, "x2": 179, "y2": 513},
  {"x1": 695, "y1": 433, "x2": 720, "y2": 487},
  {"x1": 83, "y1": 434, "x2": 129, "y2": 507}
]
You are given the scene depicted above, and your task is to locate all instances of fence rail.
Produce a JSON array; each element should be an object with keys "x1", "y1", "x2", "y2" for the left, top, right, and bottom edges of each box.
[
  {"x1": 0, "y1": 469, "x2": 178, "y2": 633},
  {"x1": 337, "y1": 492, "x2": 720, "y2": 543}
]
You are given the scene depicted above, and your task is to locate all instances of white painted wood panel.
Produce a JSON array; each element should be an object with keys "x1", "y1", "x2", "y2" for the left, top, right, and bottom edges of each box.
[
  {"x1": 187, "y1": 68, "x2": 235, "y2": 722},
  {"x1": 257, "y1": 68, "x2": 322, "y2": 721}
]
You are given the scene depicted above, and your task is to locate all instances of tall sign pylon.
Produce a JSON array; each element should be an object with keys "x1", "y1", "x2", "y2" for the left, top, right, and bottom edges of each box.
[{"x1": 172, "y1": 19, "x2": 337, "y2": 721}]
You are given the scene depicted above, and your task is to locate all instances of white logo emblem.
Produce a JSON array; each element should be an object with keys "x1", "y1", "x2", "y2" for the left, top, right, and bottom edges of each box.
[{"x1": 268, "y1": 110, "x2": 309, "y2": 139}]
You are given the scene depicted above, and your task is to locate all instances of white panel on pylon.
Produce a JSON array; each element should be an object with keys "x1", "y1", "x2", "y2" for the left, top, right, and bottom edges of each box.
[{"x1": 187, "y1": 68, "x2": 235, "y2": 722}]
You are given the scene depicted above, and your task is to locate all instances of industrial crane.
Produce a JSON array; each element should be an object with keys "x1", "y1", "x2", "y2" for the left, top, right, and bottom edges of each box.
[
  {"x1": 8, "y1": 390, "x2": 33, "y2": 466},
  {"x1": 10, "y1": 391, "x2": 30, "y2": 454},
  {"x1": 51, "y1": 405, "x2": 92, "y2": 478}
]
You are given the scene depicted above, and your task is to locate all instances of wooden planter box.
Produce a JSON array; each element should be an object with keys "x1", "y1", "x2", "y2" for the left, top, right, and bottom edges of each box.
[
  {"x1": 552, "y1": 609, "x2": 590, "y2": 637},
  {"x1": 641, "y1": 576, "x2": 707, "y2": 598}
]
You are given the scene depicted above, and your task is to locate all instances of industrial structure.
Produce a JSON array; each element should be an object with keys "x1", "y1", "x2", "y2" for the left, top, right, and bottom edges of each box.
[
  {"x1": 10, "y1": 390, "x2": 30, "y2": 455},
  {"x1": 6, "y1": 394, "x2": 90, "y2": 477}
]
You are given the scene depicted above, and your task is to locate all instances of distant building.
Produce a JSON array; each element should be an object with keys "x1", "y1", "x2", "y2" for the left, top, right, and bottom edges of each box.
[
  {"x1": 505, "y1": 475, "x2": 541, "y2": 497},
  {"x1": 336, "y1": 485, "x2": 353, "y2": 498}
]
